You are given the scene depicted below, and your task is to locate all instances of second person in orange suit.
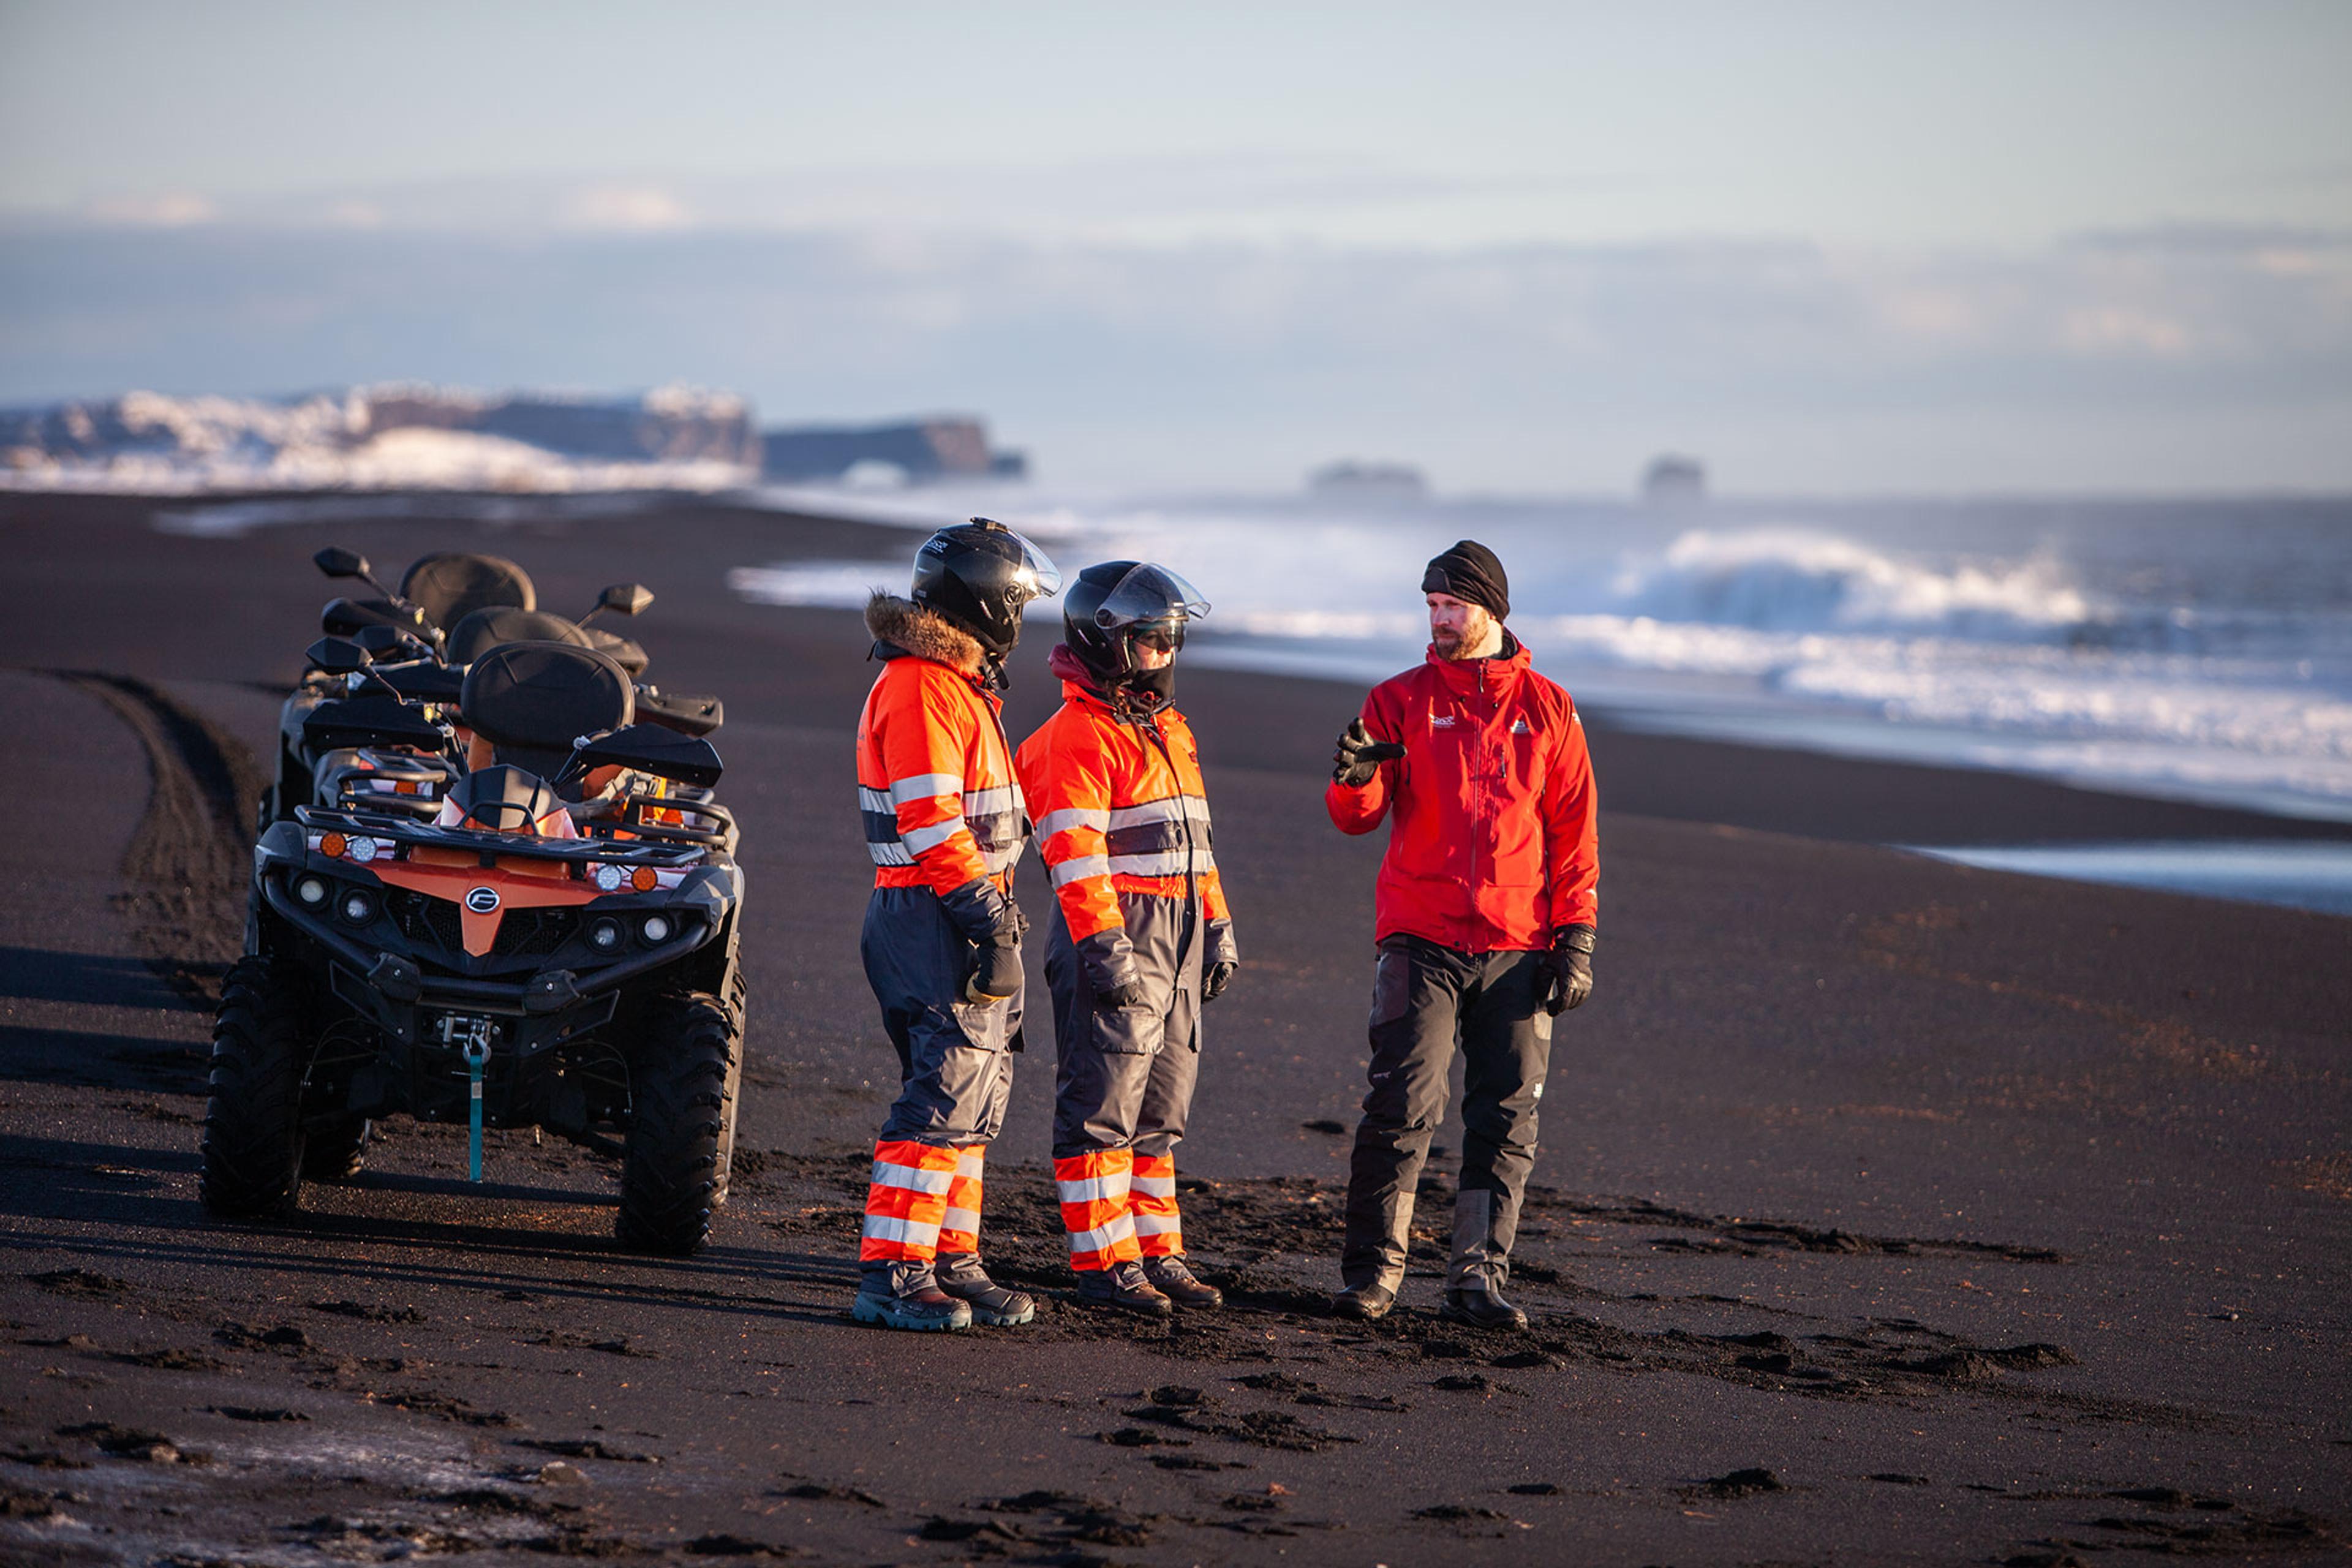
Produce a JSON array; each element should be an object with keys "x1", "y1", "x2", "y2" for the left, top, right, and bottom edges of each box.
[{"x1": 1016, "y1": 561, "x2": 1237, "y2": 1316}]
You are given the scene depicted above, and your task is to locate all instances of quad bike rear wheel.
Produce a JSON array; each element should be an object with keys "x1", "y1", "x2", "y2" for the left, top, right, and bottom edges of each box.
[
  {"x1": 200, "y1": 956, "x2": 314, "y2": 1217},
  {"x1": 616, "y1": 992, "x2": 741, "y2": 1255}
]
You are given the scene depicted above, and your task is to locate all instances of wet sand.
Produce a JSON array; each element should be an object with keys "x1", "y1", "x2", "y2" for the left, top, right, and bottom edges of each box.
[{"x1": 1, "y1": 489, "x2": 2347, "y2": 1564}]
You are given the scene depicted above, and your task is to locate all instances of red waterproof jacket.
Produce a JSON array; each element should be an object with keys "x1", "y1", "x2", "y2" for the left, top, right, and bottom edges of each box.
[{"x1": 1325, "y1": 637, "x2": 1598, "y2": 952}]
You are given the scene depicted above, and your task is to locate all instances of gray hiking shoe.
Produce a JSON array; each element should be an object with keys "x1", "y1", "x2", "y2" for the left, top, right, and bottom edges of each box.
[
  {"x1": 1140, "y1": 1254, "x2": 1223, "y2": 1310},
  {"x1": 851, "y1": 1262, "x2": 972, "y2": 1332},
  {"x1": 935, "y1": 1253, "x2": 1037, "y2": 1327},
  {"x1": 1074, "y1": 1259, "x2": 1174, "y2": 1317}
]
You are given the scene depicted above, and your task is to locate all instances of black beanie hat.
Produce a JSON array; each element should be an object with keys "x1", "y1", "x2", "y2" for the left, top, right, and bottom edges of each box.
[{"x1": 1422, "y1": 540, "x2": 1509, "y2": 620}]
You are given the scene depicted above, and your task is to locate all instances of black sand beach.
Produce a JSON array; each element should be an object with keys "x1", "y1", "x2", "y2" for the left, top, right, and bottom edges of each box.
[{"x1": 2, "y1": 490, "x2": 2346, "y2": 1565}]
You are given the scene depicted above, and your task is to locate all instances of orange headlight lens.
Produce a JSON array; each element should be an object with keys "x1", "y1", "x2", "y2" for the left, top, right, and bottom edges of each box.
[
  {"x1": 320, "y1": 831, "x2": 347, "y2": 859},
  {"x1": 631, "y1": 865, "x2": 659, "y2": 892}
]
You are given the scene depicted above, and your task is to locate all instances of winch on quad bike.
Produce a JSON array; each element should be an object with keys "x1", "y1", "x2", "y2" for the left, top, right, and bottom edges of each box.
[{"x1": 207, "y1": 559, "x2": 747, "y2": 1256}]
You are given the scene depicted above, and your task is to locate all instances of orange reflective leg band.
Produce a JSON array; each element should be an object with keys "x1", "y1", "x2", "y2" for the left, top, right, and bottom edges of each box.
[
  {"x1": 938, "y1": 1144, "x2": 986, "y2": 1256},
  {"x1": 1054, "y1": 1148, "x2": 1140, "y2": 1272},
  {"x1": 859, "y1": 1139, "x2": 960, "y2": 1264},
  {"x1": 1130, "y1": 1152, "x2": 1183, "y2": 1257}
]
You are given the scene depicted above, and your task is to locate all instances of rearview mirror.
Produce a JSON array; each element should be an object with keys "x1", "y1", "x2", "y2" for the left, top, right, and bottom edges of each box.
[
  {"x1": 306, "y1": 636, "x2": 371, "y2": 676},
  {"x1": 598, "y1": 583, "x2": 654, "y2": 617},
  {"x1": 353, "y1": 624, "x2": 410, "y2": 657},
  {"x1": 568, "y1": 723, "x2": 722, "y2": 789},
  {"x1": 314, "y1": 546, "x2": 371, "y2": 581}
]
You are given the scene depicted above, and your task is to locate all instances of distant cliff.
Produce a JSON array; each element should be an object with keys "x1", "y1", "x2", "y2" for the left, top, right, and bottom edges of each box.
[
  {"x1": 760, "y1": 417, "x2": 1026, "y2": 483},
  {"x1": 0, "y1": 384, "x2": 761, "y2": 491}
]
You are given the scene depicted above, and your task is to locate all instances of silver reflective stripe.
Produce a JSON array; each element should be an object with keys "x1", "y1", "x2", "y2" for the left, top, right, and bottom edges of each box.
[
  {"x1": 866, "y1": 842, "x2": 914, "y2": 867},
  {"x1": 965, "y1": 784, "x2": 1019, "y2": 816},
  {"x1": 1035, "y1": 806, "x2": 1112, "y2": 839},
  {"x1": 1049, "y1": 854, "x2": 1112, "y2": 887},
  {"x1": 861, "y1": 1212, "x2": 942, "y2": 1245},
  {"x1": 888, "y1": 772, "x2": 962, "y2": 806},
  {"x1": 1132, "y1": 1212, "x2": 1182, "y2": 1236},
  {"x1": 902, "y1": 818, "x2": 970, "y2": 855},
  {"x1": 1065, "y1": 1217, "x2": 1137, "y2": 1255},
  {"x1": 858, "y1": 786, "x2": 892, "y2": 813},
  {"x1": 870, "y1": 1161, "x2": 956, "y2": 1197},
  {"x1": 982, "y1": 842, "x2": 1023, "y2": 874},
  {"x1": 1130, "y1": 1172, "x2": 1177, "y2": 1198},
  {"x1": 1055, "y1": 1172, "x2": 1131, "y2": 1204},
  {"x1": 941, "y1": 1206, "x2": 981, "y2": 1235},
  {"x1": 1107, "y1": 795, "x2": 1210, "y2": 830},
  {"x1": 1106, "y1": 849, "x2": 1215, "y2": 877}
]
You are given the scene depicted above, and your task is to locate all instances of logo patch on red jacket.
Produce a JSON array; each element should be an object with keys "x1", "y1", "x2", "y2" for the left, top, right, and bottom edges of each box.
[{"x1": 1430, "y1": 714, "x2": 1458, "y2": 729}]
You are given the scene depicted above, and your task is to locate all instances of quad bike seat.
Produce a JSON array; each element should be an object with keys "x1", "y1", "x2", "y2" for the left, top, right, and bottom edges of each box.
[
  {"x1": 447, "y1": 606, "x2": 591, "y2": 668},
  {"x1": 582, "y1": 625, "x2": 651, "y2": 677},
  {"x1": 459, "y1": 640, "x2": 634, "y2": 785},
  {"x1": 401, "y1": 551, "x2": 535, "y2": 633},
  {"x1": 439, "y1": 763, "x2": 573, "y2": 835}
]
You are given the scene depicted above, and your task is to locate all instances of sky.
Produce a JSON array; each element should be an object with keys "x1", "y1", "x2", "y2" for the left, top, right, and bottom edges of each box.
[{"x1": 2, "y1": 1, "x2": 2348, "y2": 492}]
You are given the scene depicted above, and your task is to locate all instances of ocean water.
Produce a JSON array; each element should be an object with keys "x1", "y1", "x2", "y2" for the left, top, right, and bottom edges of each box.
[{"x1": 731, "y1": 485, "x2": 2352, "y2": 837}]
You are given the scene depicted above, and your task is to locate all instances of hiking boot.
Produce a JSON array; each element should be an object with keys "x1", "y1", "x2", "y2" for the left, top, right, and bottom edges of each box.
[
  {"x1": 1074, "y1": 1259, "x2": 1174, "y2": 1317},
  {"x1": 1330, "y1": 1282, "x2": 1396, "y2": 1321},
  {"x1": 935, "y1": 1253, "x2": 1037, "y2": 1327},
  {"x1": 1438, "y1": 1284, "x2": 1529, "y2": 1332},
  {"x1": 851, "y1": 1263, "x2": 972, "y2": 1332},
  {"x1": 1140, "y1": 1255, "x2": 1223, "y2": 1310}
]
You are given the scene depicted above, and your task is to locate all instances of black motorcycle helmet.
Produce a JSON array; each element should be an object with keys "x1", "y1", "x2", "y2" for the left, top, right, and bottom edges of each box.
[
  {"x1": 910, "y1": 517, "x2": 1062, "y2": 661},
  {"x1": 1061, "y1": 560, "x2": 1212, "y2": 687}
]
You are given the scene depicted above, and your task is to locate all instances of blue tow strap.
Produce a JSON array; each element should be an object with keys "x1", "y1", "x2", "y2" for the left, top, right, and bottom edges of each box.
[{"x1": 463, "y1": 1037, "x2": 490, "y2": 1182}]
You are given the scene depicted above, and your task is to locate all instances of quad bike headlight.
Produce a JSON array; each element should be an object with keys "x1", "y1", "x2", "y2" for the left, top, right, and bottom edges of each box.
[
  {"x1": 589, "y1": 918, "x2": 625, "y2": 952},
  {"x1": 338, "y1": 889, "x2": 378, "y2": 925},
  {"x1": 344, "y1": 835, "x2": 382, "y2": 864},
  {"x1": 295, "y1": 875, "x2": 328, "y2": 906},
  {"x1": 639, "y1": 914, "x2": 674, "y2": 944},
  {"x1": 591, "y1": 862, "x2": 627, "y2": 892}
]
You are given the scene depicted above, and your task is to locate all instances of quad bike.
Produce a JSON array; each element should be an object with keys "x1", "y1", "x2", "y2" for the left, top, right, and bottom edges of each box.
[
  {"x1": 263, "y1": 546, "x2": 722, "y2": 832},
  {"x1": 206, "y1": 624, "x2": 747, "y2": 1255}
]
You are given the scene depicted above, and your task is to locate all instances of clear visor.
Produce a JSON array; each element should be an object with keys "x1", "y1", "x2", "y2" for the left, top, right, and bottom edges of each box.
[
  {"x1": 1091, "y1": 563, "x2": 1210, "y2": 629},
  {"x1": 1007, "y1": 533, "x2": 1063, "y2": 601}
]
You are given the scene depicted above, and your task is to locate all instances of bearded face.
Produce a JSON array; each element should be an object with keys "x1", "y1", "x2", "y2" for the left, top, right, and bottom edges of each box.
[{"x1": 1427, "y1": 592, "x2": 1494, "y2": 660}]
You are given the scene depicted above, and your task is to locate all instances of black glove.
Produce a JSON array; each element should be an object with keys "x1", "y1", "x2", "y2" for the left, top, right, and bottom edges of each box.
[
  {"x1": 1202, "y1": 917, "x2": 1238, "y2": 1002},
  {"x1": 964, "y1": 935, "x2": 1022, "y2": 1003},
  {"x1": 1098, "y1": 976, "x2": 1148, "y2": 1011},
  {"x1": 960, "y1": 899, "x2": 1025, "y2": 1004},
  {"x1": 1332, "y1": 717, "x2": 1405, "y2": 786},
  {"x1": 1539, "y1": 924, "x2": 1595, "y2": 1016}
]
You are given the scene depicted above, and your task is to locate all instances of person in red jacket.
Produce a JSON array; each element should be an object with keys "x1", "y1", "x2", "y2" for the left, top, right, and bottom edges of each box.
[
  {"x1": 853, "y1": 519, "x2": 1061, "y2": 1332},
  {"x1": 1324, "y1": 540, "x2": 1597, "y2": 1330},
  {"x1": 1017, "y1": 561, "x2": 1238, "y2": 1317}
]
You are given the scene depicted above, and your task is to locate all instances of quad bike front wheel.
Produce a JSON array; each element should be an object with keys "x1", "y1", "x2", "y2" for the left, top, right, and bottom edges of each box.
[
  {"x1": 300, "y1": 1116, "x2": 371, "y2": 1182},
  {"x1": 200, "y1": 956, "x2": 314, "y2": 1217},
  {"x1": 616, "y1": 992, "x2": 741, "y2": 1256}
]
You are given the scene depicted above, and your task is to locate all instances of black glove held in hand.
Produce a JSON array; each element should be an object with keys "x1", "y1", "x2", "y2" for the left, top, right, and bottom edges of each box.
[
  {"x1": 1539, "y1": 924, "x2": 1595, "y2": 1016},
  {"x1": 1204, "y1": 960, "x2": 1237, "y2": 1003},
  {"x1": 1097, "y1": 977, "x2": 1148, "y2": 1011},
  {"x1": 1333, "y1": 717, "x2": 1406, "y2": 786},
  {"x1": 965, "y1": 937, "x2": 1022, "y2": 1003}
]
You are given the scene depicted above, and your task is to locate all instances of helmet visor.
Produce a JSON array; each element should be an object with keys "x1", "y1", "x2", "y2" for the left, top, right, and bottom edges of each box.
[
  {"x1": 1005, "y1": 532, "x2": 1063, "y2": 601},
  {"x1": 1091, "y1": 563, "x2": 1210, "y2": 630}
]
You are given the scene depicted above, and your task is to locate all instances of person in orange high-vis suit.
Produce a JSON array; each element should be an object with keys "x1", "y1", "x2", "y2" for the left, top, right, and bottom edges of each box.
[
  {"x1": 1017, "y1": 562, "x2": 1237, "y2": 1316},
  {"x1": 852, "y1": 520, "x2": 1061, "y2": 1333}
]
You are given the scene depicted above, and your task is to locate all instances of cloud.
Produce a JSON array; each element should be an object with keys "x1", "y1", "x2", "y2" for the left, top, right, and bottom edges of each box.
[
  {"x1": 82, "y1": 192, "x2": 216, "y2": 227},
  {"x1": 559, "y1": 185, "x2": 694, "y2": 232},
  {"x1": 1, "y1": 221, "x2": 2346, "y2": 488}
]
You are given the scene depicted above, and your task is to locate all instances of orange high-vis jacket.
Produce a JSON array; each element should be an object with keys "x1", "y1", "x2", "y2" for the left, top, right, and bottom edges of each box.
[
  {"x1": 1016, "y1": 679, "x2": 1228, "y2": 944},
  {"x1": 856, "y1": 652, "x2": 1027, "y2": 899}
]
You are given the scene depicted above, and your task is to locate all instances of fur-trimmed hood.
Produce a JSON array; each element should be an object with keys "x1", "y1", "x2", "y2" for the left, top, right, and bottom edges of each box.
[{"x1": 865, "y1": 592, "x2": 986, "y2": 676}]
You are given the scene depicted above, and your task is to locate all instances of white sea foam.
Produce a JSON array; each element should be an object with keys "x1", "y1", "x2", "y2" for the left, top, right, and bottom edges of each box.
[{"x1": 727, "y1": 490, "x2": 2352, "y2": 821}]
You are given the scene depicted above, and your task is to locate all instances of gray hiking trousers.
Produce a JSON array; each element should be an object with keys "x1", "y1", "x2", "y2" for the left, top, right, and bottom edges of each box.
[
  {"x1": 862, "y1": 885, "x2": 1019, "y2": 1147},
  {"x1": 1044, "y1": 892, "x2": 1202, "y2": 1159},
  {"x1": 1341, "y1": 935, "x2": 1552, "y2": 1294}
]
